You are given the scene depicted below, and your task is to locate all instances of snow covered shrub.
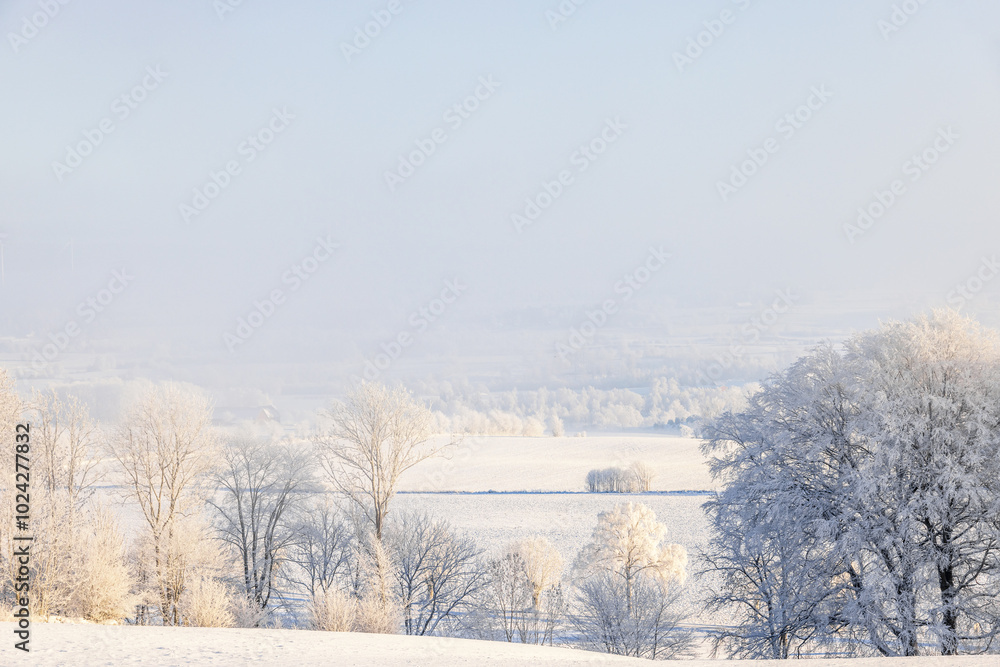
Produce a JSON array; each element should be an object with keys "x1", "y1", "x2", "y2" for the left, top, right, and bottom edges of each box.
[
  {"x1": 309, "y1": 589, "x2": 356, "y2": 632},
  {"x1": 521, "y1": 416, "x2": 545, "y2": 437},
  {"x1": 180, "y1": 577, "x2": 235, "y2": 628},
  {"x1": 71, "y1": 505, "x2": 134, "y2": 623},
  {"x1": 354, "y1": 536, "x2": 401, "y2": 634},
  {"x1": 354, "y1": 594, "x2": 400, "y2": 634}
]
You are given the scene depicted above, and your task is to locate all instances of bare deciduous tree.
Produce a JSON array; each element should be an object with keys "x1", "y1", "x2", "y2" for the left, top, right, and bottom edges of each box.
[
  {"x1": 209, "y1": 435, "x2": 313, "y2": 617},
  {"x1": 482, "y1": 552, "x2": 532, "y2": 642},
  {"x1": 315, "y1": 382, "x2": 446, "y2": 542},
  {"x1": 28, "y1": 389, "x2": 103, "y2": 616},
  {"x1": 388, "y1": 511, "x2": 485, "y2": 636},
  {"x1": 573, "y1": 572, "x2": 691, "y2": 659},
  {"x1": 107, "y1": 382, "x2": 218, "y2": 625},
  {"x1": 285, "y1": 495, "x2": 355, "y2": 600}
]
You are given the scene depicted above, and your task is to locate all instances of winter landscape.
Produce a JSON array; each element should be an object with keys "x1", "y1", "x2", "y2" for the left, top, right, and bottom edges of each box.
[{"x1": 5, "y1": 1, "x2": 1000, "y2": 665}]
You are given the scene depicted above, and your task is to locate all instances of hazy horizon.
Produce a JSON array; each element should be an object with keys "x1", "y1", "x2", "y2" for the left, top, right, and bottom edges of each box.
[{"x1": 4, "y1": 0, "x2": 1000, "y2": 395}]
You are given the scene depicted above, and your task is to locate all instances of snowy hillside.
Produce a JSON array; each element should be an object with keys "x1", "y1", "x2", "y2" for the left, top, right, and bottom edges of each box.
[{"x1": 7, "y1": 623, "x2": 998, "y2": 666}]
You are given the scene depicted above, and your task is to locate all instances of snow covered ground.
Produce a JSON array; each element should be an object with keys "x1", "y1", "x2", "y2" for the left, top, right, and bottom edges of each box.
[
  {"x1": 398, "y1": 433, "x2": 715, "y2": 493},
  {"x1": 5, "y1": 623, "x2": 999, "y2": 666}
]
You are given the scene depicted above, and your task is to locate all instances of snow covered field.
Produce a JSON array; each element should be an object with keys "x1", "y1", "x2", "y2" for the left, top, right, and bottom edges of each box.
[
  {"x1": 398, "y1": 434, "x2": 715, "y2": 493},
  {"x1": 5, "y1": 623, "x2": 998, "y2": 666}
]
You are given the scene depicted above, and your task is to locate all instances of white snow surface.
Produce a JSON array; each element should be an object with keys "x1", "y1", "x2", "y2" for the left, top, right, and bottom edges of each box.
[
  {"x1": 5, "y1": 623, "x2": 998, "y2": 666},
  {"x1": 398, "y1": 434, "x2": 714, "y2": 493}
]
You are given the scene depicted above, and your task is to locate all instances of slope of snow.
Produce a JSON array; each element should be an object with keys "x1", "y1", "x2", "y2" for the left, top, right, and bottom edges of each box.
[
  {"x1": 399, "y1": 434, "x2": 714, "y2": 492},
  {"x1": 6, "y1": 623, "x2": 654, "y2": 666},
  {"x1": 7, "y1": 623, "x2": 998, "y2": 666}
]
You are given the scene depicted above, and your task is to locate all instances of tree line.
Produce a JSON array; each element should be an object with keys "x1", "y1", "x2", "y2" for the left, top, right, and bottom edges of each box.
[{"x1": 0, "y1": 379, "x2": 691, "y2": 659}]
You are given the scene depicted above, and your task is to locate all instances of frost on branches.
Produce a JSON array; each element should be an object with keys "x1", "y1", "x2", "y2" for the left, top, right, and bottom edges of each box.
[
  {"x1": 571, "y1": 501, "x2": 692, "y2": 659},
  {"x1": 702, "y1": 310, "x2": 1000, "y2": 658}
]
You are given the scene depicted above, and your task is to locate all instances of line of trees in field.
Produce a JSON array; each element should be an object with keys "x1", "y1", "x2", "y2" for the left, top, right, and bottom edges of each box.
[
  {"x1": 0, "y1": 377, "x2": 692, "y2": 659},
  {"x1": 585, "y1": 462, "x2": 655, "y2": 493}
]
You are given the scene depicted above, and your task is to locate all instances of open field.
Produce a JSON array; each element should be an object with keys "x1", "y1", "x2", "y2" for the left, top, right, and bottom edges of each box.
[{"x1": 399, "y1": 433, "x2": 715, "y2": 493}]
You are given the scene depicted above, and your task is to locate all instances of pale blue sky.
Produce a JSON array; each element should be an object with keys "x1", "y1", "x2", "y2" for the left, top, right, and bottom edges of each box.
[{"x1": 2, "y1": 0, "x2": 1000, "y2": 369}]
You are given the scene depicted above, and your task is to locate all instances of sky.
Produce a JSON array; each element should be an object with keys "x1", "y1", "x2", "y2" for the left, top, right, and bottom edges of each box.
[{"x1": 2, "y1": 0, "x2": 1000, "y2": 383}]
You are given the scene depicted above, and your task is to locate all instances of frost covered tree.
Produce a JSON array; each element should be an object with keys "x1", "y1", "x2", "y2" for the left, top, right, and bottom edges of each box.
[
  {"x1": 209, "y1": 435, "x2": 313, "y2": 617},
  {"x1": 703, "y1": 311, "x2": 1000, "y2": 657},
  {"x1": 20, "y1": 390, "x2": 103, "y2": 616},
  {"x1": 574, "y1": 502, "x2": 687, "y2": 601},
  {"x1": 107, "y1": 382, "x2": 218, "y2": 625},
  {"x1": 572, "y1": 502, "x2": 690, "y2": 658},
  {"x1": 516, "y1": 537, "x2": 563, "y2": 608},
  {"x1": 629, "y1": 461, "x2": 654, "y2": 492},
  {"x1": 574, "y1": 571, "x2": 690, "y2": 659},
  {"x1": 476, "y1": 537, "x2": 564, "y2": 644},
  {"x1": 315, "y1": 383, "x2": 444, "y2": 542}
]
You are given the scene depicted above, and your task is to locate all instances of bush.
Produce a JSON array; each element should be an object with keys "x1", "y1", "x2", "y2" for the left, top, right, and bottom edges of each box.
[
  {"x1": 310, "y1": 589, "x2": 356, "y2": 632},
  {"x1": 71, "y1": 506, "x2": 134, "y2": 623},
  {"x1": 180, "y1": 577, "x2": 235, "y2": 628}
]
